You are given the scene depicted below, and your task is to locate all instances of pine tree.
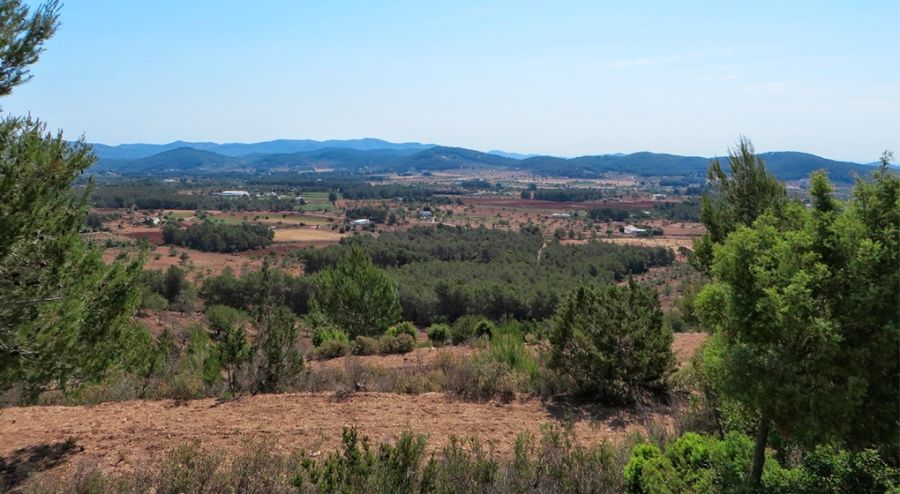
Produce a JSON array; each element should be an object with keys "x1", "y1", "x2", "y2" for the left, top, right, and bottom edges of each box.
[
  {"x1": 696, "y1": 168, "x2": 900, "y2": 485},
  {"x1": 311, "y1": 245, "x2": 401, "y2": 337},
  {"x1": 549, "y1": 279, "x2": 674, "y2": 402},
  {"x1": 251, "y1": 259, "x2": 302, "y2": 393},
  {"x1": 691, "y1": 136, "x2": 786, "y2": 273},
  {"x1": 0, "y1": 1, "x2": 146, "y2": 399}
]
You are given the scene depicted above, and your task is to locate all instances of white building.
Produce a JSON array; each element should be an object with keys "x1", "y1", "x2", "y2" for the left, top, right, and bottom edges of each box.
[
  {"x1": 221, "y1": 190, "x2": 250, "y2": 197},
  {"x1": 352, "y1": 218, "x2": 371, "y2": 226},
  {"x1": 419, "y1": 210, "x2": 434, "y2": 219},
  {"x1": 551, "y1": 213, "x2": 572, "y2": 219},
  {"x1": 623, "y1": 225, "x2": 647, "y2": 236}
]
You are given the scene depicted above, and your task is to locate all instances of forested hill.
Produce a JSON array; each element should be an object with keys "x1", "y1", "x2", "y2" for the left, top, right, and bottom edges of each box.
[{"x1": 91, "y1": 140, "x2": 880, "y2": 183}]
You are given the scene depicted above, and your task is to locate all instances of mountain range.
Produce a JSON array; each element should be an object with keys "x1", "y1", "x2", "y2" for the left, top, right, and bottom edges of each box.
[{"x1": 89, "y1": 139, "x2": 883, "y2": 183}]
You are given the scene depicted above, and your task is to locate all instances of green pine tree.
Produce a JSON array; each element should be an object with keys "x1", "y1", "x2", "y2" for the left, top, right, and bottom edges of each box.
[
  {"x1": 0, "y1": 0, "x2": 146, "y2": 400},
  {"x1": 310, "y1": 245, "x2": 401, "y2": 337}
]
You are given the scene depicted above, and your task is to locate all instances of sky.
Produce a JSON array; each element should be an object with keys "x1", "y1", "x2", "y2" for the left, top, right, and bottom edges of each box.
[{"x1": 5, "y1": 0, "x2": 899, "y2": 162}]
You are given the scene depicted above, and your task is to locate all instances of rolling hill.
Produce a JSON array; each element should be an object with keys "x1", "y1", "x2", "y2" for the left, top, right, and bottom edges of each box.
[{"x1": 90, "y1": 139, "x2": 881, "y2": 183}]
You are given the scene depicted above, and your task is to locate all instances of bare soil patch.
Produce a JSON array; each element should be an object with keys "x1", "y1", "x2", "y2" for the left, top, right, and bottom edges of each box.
[
  {"x1": 273, "y1": 228, "x2": 345, "y2": 243},
  {"x1": 0, "y1": 393, "x2": 671, "y2": 476}
]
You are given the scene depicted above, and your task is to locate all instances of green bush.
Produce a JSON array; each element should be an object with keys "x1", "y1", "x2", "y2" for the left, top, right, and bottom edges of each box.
[
  {"x1": 427, "y1": 323, "x2": 450, "y2": 345},
  {"x1": 450, "y1": 315, "x2": 480, "y2": 344},
  {"x1": 386, "y1": 321, "x2": 418, "y2": 339},
  {"x1": 312, "y1": 327, "x2": 349, "y2": 348},
  {"x1": 623, "y1": 432, "x2": 899, "y2": 494},
  {"x1": 549, "y1": 281, "x2": 674, "y2": 401},
  {"x1": 204, "y1": 304, "x2": 248, "y2": 337},
  {"x1": 352, "y1": 336, "x2": 380, "y2": 356},
  {"x1": 474, "y1": 319, "x2": 495, "y2": 339},
  {"x1": 378, "y1": 333, "x2": 416, "y2": 355},
  {"x1": 316, "y1": 339, "x2": 350, "y2": 359},
  {"x1": 314, "y1": 328, "x2": 350, "y2": 359}
]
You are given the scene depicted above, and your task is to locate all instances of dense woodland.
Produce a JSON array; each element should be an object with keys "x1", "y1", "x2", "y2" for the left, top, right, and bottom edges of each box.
[
  {"x1": 162, "y1": 221, "x2": 274, "y2": 252},
  {"x1": 295, "y1": 226, "x2": 674, "y2": 324}
]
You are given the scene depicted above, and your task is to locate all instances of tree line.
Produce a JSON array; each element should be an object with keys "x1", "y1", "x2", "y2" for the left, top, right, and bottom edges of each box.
[{"x1": 162, "y1": 221, "x2": 274, "y2": 253}]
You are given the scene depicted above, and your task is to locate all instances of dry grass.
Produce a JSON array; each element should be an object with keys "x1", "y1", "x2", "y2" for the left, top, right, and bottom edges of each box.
[{"x1": 272, "y1": 228, "x2": 344, "y2": 243}]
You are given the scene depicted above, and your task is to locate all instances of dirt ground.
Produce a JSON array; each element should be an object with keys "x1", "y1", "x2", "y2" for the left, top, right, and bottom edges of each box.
[
  {"x1": 273, "y1": 227, "x2": 345, "y2": 243},
  {"x1": 0, "y1": 334, "x2": 707, "y2": 485},
  {"x1": 0, "y1": 393, "x2": 672, "y2": 477}
]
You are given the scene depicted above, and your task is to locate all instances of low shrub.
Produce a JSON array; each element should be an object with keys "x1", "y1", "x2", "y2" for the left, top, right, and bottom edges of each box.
[
  {"x1": 623, "y1": 432, "x2": 900, "y2": 494},
  {"x1": 316, "y1": 339, "x2": 350, "y2": 359},
  {"x1": 314, "y1": 328, "x2": 351, "y2": 359},
  {"x1": 378, "y1": 333, "x2": 416, "y2": 355},
  {"x1": 387, "y1": 321, "x2": 418, "y2": 339},
  {"x1": 427, "y1": 323, "x2": 450, "y2": 345},
  {"x1": 312, "y1": 327, "x2": 349, "y2": 348},
  {"x1": 450, "y1": 315, "x2": 481, "y2": 344},
  {"x1": 27, "y1": 425, "x2": 632, "y2": 493},
  {"x1": 352, "y1": 336, "x2": 380, "y2": 356},
  {"x1": 474, "y1": 319, "x2": 495, "y2": 339}
]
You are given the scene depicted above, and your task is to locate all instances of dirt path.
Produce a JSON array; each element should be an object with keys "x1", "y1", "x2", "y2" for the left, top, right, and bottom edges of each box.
[
  {"x1": 0, "y1": 393, "x2": 670, "y2": 477},
  {"x1": 537, "y1": 240, "x2": 548, "y2": 264}
]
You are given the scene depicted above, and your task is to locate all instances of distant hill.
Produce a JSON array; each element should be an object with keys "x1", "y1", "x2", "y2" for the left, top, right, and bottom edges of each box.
[
  {"x1": 93, "y1": 147, "x2": 247, "y2": 173},
  {"x1": 487, "y1": 150, "x2": 540, "y2": 160},
  {"x1": 90, "y1": 139, "x2": 880, "y2": 183},
  {"x1": 90, "y1": 138, "x2": 434, "y2": 160}
]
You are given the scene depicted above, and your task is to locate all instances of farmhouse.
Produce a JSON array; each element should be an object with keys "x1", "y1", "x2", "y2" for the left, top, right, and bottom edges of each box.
[
  {"x1": 623, "y1": 224, "x2": 647, "y2": 236},
  {"x1": 653, "y1": 193, "x2": 667, "y2": 200},
  {"x1": 551, "y1": 213, "x2": 572, "y2": 218},
  {"x1": 419, "y1": 210, "x2": 434, "y2": 219},
  {"x1": 352, "y1": 218, "x2": 371, "y2": 226},
  {"x1": 220, "y1": 190, "x2": 250, "y2": 197}
]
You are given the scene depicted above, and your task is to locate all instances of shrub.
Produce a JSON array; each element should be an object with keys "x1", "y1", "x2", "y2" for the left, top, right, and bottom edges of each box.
[
  {"x1": 378, "y1": 333, "x2": 416, "y2": 355},
  {"x1": 316, "y1": 339, "x2": 350, "y2": 359},
  {"x1": 474, "y1": 319, "x2": 495, "y2": 339},
  {"x1": 450, "y1": 315, "x2": 481, "y2": 344},
  {"x1": 352, "y1": 336, "x2": 380, "y2": 356},
  {"x1": 549, "y1": 281, "x2": 674, "y2": 401},
  {"x1": 312, "y1": 327, "x2": 349, "y2": 348},
  {"x1": 484, "y1": 331, "x2": 537, "y2": 378},
  {"x1": 622, "y1": 431, "x2": 900, "y2": 494},
  {"x1": 204, "y1": 304, "x2": 248, "y2": 337},
  {"x1": 314, "y1": 328, "x2": 351, "y2": 359},
  {"x1": 387, "y1": 321, "x2": 418, "y2": 340},
  {"x1": 427, "y1": 324, "x2": 450, "y2": 345}
]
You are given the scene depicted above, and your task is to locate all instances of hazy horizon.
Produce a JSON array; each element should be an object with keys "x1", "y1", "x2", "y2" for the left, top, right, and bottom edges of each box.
[{"x1": 5, "y1": 1, "x2": 899, "y2": 163}]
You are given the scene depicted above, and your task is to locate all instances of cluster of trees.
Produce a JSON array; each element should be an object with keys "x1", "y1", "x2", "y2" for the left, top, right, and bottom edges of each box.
[
  {"x1": 295, "y1": 226, "x2": 674, "y2": 324},
  {"x1": 339, "y1": 183, "x2": 445, "y2": 201},
  {"x1": 627, "y1": 137, "x2": 900, "y2": 491},
  {"x1": 162, "y1": 221, "x2": 274, "y2": 252},
  {"x1": 651, "y1": 200, "x2": 700, "y2": 221},
  {"x1": 588, "y1": 207, "x2": 631, "y2": 222},
  {"x1": 524, "y1": 187, "x2": 607, "y2": 202},
  {"x1": 459, "y1": 179, "x2": 501, "y2": 190}
]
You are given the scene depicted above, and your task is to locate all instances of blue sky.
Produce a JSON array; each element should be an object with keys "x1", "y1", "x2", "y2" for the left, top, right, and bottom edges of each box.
[{"x1": 5, "y1": 0, "x2": 899, "y2": 161}]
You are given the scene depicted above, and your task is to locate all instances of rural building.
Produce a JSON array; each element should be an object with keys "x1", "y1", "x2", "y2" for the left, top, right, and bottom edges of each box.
[
  {"x1": 653, "y1": 194, "x2": 667, "y2": 200},
  {"x1": 623, "y1": 224, "x2": 647, "y2": 236},
  {"x1": 352, "y1": 219, "x2": 371, "y2": 225},
  {"x1": 419, "y1": 210, "x2": 433, "y2": 219},
  {"x1": 143, "y1": 216, "x2": 161, "y2": 226},
  {"x1": 220, "y1": 190, "x2": 250, "y2": 197},
  {"x1": 551, "y1": 213, "x2": 572, "y2": 218}
]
